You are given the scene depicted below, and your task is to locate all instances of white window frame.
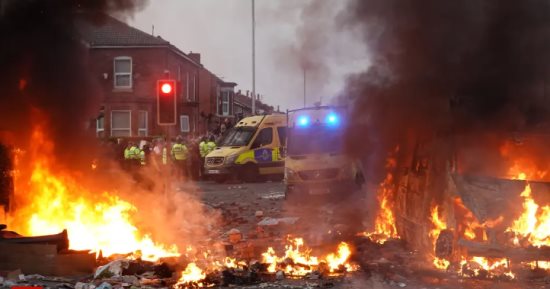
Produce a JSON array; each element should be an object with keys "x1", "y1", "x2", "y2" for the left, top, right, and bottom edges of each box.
[
  {"x1": 186, "y1": 73, "x2": 197, "y2": 102},
  {"x1": 180, "y1": 115, "x2": 190, "y2": 133},
  {"x1": 138, "y1": 110, "x2": 148, "y2": 137},
  {"x1": 111, "y1": 110, "x2": 132, "y2": 137},
  {"x1": 96, "y1": 115, "x2": 105, "y2": 137},
  {"x1": 113, "y1": 56, "x2": 132, "y2": 89},
  {"x1": 222, "y1": 91, "x2": 230, "y2": 116}
]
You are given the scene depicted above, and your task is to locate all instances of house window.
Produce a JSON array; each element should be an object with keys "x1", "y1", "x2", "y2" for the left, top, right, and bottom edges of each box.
[
  {"x1": 96, "y1": 115, "x2": 105, "y2": 138},
  {"x1": 180, "y1": 115, "x2": 190, "y2": 132},
  {"x1": 111, "y1": 110, "x2": 131, "y2": 137},
  {"x1": 114, "y1": 57, "x2": 132, "y2": 89},
  {"x1": 222, "y1": 91, "x2": 230, "y2": 116},
  {"x1": 186, "y1": 73, "x2": 197, "y2": 101},
  {"x1": 138, "y1": 110, "x2": 148, "y2": 137}
]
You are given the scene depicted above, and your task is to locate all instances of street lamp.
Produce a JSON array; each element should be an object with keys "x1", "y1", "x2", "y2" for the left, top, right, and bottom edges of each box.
[{"x1": 251, "y1": 0, "x2": 256, "y2": 115}]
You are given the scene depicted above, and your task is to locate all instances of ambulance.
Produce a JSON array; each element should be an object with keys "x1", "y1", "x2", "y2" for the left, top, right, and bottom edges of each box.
[
  {"x1": 204, "y1": 114, "x2": 286, "y2": 182},
  {"x1": 284, "y1": 106, "x2": 363, "y2": 199}
]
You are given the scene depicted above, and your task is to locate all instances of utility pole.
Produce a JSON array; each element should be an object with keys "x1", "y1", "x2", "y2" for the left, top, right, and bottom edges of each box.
[{"x1": 251, "y1": 0, "x2": 256, "y2": 115}]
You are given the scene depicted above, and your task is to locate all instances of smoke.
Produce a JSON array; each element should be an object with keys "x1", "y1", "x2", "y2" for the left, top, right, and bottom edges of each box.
[
  {"x1": 0, "y1": 0, "x2": 146, "y2": 168},
  {"x1": 260, "y1": 0, "x2": 368, "y2": 108},
  {"x1": 341, "y1": 0, "x2": 550, "y2": 180}
]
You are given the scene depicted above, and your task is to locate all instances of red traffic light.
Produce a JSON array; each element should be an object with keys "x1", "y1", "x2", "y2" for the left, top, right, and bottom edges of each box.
[
  {"x1": 157, "y1": 79, "x2": 177, "y2": 125},
  {"x1": 161, "y1": 83, "x2": 172, "y2": 94}
]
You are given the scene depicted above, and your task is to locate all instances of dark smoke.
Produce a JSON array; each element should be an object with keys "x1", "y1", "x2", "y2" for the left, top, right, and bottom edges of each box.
[
  {"x1": 0, "y1": 0, "x2": 146, "y2": 168},
  {"x1": 342, "y1": 0, "x2": 550, "y2": 179}
]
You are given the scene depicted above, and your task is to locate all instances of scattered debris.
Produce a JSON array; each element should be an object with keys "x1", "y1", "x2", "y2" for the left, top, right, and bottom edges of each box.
[{"x1": 258, "y1": 217, "x2": 299, "y2": 227}]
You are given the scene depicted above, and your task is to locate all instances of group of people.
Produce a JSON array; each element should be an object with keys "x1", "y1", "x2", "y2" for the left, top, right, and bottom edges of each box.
[{"x1": 122, "y1": 134, "x2": 217, "y2": 182}]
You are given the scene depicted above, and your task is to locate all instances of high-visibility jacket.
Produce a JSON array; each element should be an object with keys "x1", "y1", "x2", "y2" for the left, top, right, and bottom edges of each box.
[
  {"x1": 172, "y1": 143, "x2": 188, "y2": 161},
  {"x1": 126, "y1": 146, "x2": 141, "y2": 160},
  {"x1": 139, "y1": 150, "x2": 146, "y2": 165},
  {"x1": 206, "y1": 141, "x2": 216, "y2": 154},
  {"x1": 124, "y1": 148, "x2": 131, "y2": 160},
  {"x1": 199, "y1": 141, "x2": 209, "y2": 158},
  {"x1": 162, "y1": 147, "x2": 167, "y2": 165}
]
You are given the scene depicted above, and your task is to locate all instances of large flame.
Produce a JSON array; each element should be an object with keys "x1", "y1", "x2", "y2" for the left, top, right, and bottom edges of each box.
[
  {"x1": 8, "y1": 126, "x2": 179, "y2": 261},
  {"x1": 506, "y1": 176, "x2": 550, "y2": 248},
  {"x1": 363, "y1": 155, "x2": 399, "y2": 244}
]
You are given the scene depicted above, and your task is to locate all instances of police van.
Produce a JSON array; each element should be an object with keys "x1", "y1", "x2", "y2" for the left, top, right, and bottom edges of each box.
[
  {"x1": 285, "y1": 106, "x2": 363, "y2": 199},
  {"x1": 204, "y1": 114, "x2": 286, "y2": 182}
]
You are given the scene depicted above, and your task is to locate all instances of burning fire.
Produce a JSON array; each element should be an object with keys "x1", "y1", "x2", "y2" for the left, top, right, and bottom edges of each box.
[
  {"x1": 429, "y1": 204, "x2": 514, "y2": 278},
  {"x1": 429, "y1": 205, "x2": 449, "y2": 270},
  {"x1": 174, "y1": 238, "x2": 357, "y2": 288},
  {"x1": 506, "y1": 176, "x2": 550, "y2": 248},
  {"x1": 176, "y1": 263, "x2": 207, "y2": 288},
  {"x1": 8, "y1": 126, "x2": 179, "y2": 261},
  {"x1": 261, "y1": 238, "x2": 357, "y2": 276},
  {"x1": 363, "y1": 155, "x2": 399, "y2": 244}
]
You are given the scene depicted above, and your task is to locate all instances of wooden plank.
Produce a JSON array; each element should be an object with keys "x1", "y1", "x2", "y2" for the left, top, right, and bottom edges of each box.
[{"x1": 0, "y1": 243, "x2": 95, "y2": 276}]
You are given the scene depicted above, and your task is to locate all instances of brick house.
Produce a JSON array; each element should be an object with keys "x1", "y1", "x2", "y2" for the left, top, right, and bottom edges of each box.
[
  {"x1": 234, "y1": 90, "x2": 275, "y2": 120},
  {"x1": 77, "y1": 15, "x2": 235, "y2": 139}
]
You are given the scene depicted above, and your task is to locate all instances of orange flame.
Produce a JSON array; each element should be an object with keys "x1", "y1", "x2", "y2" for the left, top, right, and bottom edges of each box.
[
  {"x1": 363, "y1": 155, "x2": 399, "y2": 244},
  {"x1": 261, "y1": 238, "x2": 357, "y2": 276},
  {"x1": 506, "y1": 173, "x2": 550, "y2": 248},
  {"x1": 8, "y1": 126, "x2": 179, "y2": 261},
  {"x1": 429, "y1": 205, "x2": 450, "y2": 270},
  {"x1": 175, "y1": 263, "x2": 206, "y2": 288}
]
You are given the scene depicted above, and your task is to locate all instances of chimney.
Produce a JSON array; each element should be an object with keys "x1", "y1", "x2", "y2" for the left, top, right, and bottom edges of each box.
[
  {"x1": 188, "y1": 52, "x2": 201, "y2": 64},
  {"x1": 246, "y1": 90, "x2": 249, "y2": 97}
]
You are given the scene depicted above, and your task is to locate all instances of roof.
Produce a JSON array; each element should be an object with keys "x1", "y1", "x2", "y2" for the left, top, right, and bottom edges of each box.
[
  {"x1": 234, "y1": 93, "x2": 274, "y2": 111},
  {"x1": 76, "y1": 14, "x2": 169, "y2": 47}
]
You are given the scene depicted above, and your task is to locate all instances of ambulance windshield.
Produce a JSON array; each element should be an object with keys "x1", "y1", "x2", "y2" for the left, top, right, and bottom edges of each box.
[
  {"x1": 220, "y1": 126, "x2": 256, "y2": 147},
  {"x1": 287, "y1": 126, "x2": 343, "y2": 155}
]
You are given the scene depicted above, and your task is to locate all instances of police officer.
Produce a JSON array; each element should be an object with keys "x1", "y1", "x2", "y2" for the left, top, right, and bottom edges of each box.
[
  {"x1": 207, "y1": 135, "x2": 217, "y2": 155},
  {"x1": 171, "y1": 136, "x2": 189, "y2": 180},
  {"x1": 199, "y1": 136, "x2": 208, "y2": 158}
]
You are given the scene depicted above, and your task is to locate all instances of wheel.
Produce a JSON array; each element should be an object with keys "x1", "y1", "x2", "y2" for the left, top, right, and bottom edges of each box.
[
  {"x1": 240, "y1": 163, "x2": 259, "y2": 183},
  {"x1": 435, "y1": 229, "x2": 454, "y2": 259}
]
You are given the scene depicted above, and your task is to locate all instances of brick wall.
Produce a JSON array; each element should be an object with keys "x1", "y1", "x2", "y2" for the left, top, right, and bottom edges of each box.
[{"x1": 88, "y1": 47, "x2": 203, "y2": 139}]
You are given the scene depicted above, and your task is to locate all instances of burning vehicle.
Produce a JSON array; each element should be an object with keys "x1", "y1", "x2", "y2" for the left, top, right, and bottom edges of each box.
[{"x1": 391, "y1": 130, "x2": 550, "y2": 278}]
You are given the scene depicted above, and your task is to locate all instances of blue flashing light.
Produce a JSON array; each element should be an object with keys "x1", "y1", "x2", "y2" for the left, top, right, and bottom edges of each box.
[
  {"x1": 326, "y1": 113, "x2": 339, "y2": 125},
  {"x1": 297, "y1": 115, "x2": 310, "y2": 127}
]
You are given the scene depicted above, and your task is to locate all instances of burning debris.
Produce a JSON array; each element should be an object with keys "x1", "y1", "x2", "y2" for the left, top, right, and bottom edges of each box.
[{"x1": 174, "y1": 237, "x2": 358, "y2": 288}]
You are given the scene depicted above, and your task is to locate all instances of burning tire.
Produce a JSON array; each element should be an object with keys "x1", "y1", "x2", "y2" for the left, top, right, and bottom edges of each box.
[{"x1": 435, "y1": 229, "x2": 454, "y2": 259}]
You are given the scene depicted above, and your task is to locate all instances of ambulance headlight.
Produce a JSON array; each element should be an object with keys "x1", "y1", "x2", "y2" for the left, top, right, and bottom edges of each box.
[{"x1": 225, "y1": 154, "x2": 238, "y2": 165}]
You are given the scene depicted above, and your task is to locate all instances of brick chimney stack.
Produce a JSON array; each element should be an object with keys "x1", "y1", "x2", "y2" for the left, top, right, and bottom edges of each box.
[{"x1": 188, "y1": 52, "x2": 201, "y2": 64}]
